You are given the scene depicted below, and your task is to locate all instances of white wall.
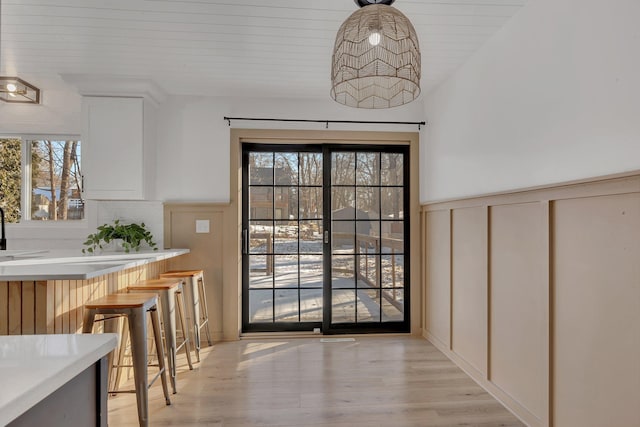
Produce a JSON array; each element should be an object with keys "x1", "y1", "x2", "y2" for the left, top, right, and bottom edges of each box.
[
  {"x1": 156, "y1": 95, "x2": 425, "y2": 202},
  {"x1": 421, "y1": 0, "x2": 640, "y2": 202},
  {"x1": 2, "y1": 92, "x2": 423, "y2": 248},
  {"x1": 0, "y1": 75, "x2": 81, "y2": 135}
]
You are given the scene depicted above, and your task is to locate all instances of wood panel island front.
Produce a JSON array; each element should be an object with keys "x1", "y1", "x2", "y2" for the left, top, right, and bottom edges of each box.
[{"x1": 0, "y1": 249, "x2": 189, "y2": 335}]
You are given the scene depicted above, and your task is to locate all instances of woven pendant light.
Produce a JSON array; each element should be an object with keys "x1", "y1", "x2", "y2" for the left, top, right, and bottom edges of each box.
[{"x1": 331, "y1": 0, "x2": 421, "y2": 109}]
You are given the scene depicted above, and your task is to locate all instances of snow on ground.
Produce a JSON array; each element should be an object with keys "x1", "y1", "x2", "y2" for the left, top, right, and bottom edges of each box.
[{"x1": 247, "y1": 233, "x2": 404, "y2": 324}]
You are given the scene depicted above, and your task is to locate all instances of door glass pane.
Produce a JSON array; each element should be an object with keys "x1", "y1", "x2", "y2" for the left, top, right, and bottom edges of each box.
[
  {"x1": 332, "y1": 290, "x2": 356, "y2": 323},
  {"x1": 332, "y1": 255, "x2": 355, "y2": 289},
  {"x1": 381, "y1": 289, "x2": 404, "y2": 321},
  {"x1": 299, "y1": 187, "x2": 322, "y2": 219},
  {"x1": 300, "y1": 255, "x2": 323, "y2": 288},
  {"x1": 249, "y1": 188, "x2": 273, "y2": 220},
  {"x1": 249, "y1": 255, "x2": 272, "y2": 289},
  {"x1": 356, "y1": 152, "x2": 379, "y2": 185},
  {"x1": 382, "y1": 221, "x2": 404, "y2": 240},
  {"x1": 332, "y1": 221, "x2": 355, "y2": 253},
  {"x1": 381, "y1": 187, "x2": 403, "y2": 219},
  {"x1": 357, "y1": 290, "x2": 381, "y2": 322},
  {"x1": 275, "y1": 152, "x2": 298, "y2": 185},
  {"x1": 357, "y1": 254, "x2": 379, "y2": 288},
  {"x1": 299, "y1": 153, "x2": 322, "y2": 186},
  {"x1": 332, "y1": 152, "x2": 355, "y2": 185},
  {"x1": 275, "y1": 289, "x2": 299, "y2": 322},
  {"x1": 381, "y1": 153, "x2": 403, "y2": 186},
  {"x1": 300, "y1": 289, "x2": 323, "y2": 321},
  {"x1": 381, "y1": 254, "x2": 404, "y2": 289},
  {"x1": 274, "y1": 255, "x2": 298, "y2": 288},
  {"x1": 249, "y1": 290, "x2": 273, "y2": 323},
  {"x1": 331, "y1": 187, "x2": 355, "y2": 214},
  {"x1": 274, "y1": 221, "x2": 297, "y2": 254},
  {"x1": 299, "y1": 221, "x2": 322, "y2": 254},
  {"x1": 356, "y1": 187, "x2": 379, "y2": 220},
  {"x1": 249, "y1": 153, "x2": 273, "y2": 185},
  {"x1": 273, "y1": 187, "x2": 296, "y2": 220},
  {"x1": 249, "y1": 221, "x2": 272, "y2": 254}
]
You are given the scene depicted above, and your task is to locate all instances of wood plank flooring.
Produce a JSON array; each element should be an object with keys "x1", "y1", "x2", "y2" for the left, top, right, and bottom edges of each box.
[{"x1": 108, "y1": 336, "x2": 524, "y2": 426}]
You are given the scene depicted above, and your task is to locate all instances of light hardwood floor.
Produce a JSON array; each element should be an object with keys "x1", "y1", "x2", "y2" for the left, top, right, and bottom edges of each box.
[{"x1": 108, "y1": 336, "x2": 524, "y2": 426}]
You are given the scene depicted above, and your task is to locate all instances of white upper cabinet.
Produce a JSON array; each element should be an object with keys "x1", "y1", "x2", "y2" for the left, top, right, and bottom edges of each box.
[{"x1": 82, "y1": 96, "x2": 145, "y2": 200}]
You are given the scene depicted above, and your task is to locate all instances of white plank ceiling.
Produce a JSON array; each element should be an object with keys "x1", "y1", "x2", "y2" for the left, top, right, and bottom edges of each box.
[{"x1": 0, "y1": 0, "x2": 528, "y2": 99}]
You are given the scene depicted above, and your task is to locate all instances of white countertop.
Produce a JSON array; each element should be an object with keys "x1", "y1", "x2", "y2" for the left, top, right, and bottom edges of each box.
[
  {"x1": 0, "y1": 333, "x2": 118, "y2": 425},
  {"x1": 0, "y1": 249, "x2": 189, "y2": 281}
]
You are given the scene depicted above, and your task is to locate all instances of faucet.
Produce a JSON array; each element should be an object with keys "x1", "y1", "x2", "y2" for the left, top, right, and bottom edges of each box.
[{"x1": 0, "y1": 206, "x2": 6, "y2": 250}]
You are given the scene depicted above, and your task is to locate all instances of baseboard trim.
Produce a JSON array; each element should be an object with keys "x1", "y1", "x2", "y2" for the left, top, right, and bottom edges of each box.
[{"x1": 425, "y1": 331, "x2": 543, "y2": 427}]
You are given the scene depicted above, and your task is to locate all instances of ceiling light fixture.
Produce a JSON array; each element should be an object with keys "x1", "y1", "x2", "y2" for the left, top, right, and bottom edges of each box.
[
  {"x1": 0, "y1": 77, "x2": 41, "y2": 104},
  {"x1": 331, "y1": 0, "x2": 421, "y2": 109}
]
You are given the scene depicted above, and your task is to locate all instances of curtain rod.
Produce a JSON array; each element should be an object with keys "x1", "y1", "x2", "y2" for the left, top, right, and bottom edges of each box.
[{"x1": 223, "y1": 116, "x2": 426, "y2": 130}]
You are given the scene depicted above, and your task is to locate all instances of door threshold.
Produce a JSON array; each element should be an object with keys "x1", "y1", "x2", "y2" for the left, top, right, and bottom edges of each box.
[
  {"x1": 320, "y1": 337, "x2": 356, "y2": 342},
  {"x1": 240, "y1": 331, "x2": 413, "y2": 340},
  {"x1": 240, "y1": 331, "x2": 321, "y2": 340}
]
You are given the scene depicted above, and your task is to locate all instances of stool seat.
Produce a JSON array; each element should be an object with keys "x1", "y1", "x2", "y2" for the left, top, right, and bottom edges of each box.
[
  {"x1": 159, "y1": 269, "x2": 203, "y2": 277},
  {"x1": 128, "y1": 278, "x2": 182, "y2": 291},
  {"x1": 84, "y1": 292, "x2": 159, "y2": 309}
]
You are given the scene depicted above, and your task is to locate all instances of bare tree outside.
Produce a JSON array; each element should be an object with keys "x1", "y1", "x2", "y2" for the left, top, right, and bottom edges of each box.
[
  {"x1": 57, "y1": 141, "x2": 73, "y2": 220},
  {"x1": 46, "y1": 141, "x2": 57, "y2": 220},
  {"x1": 31, "y1": 140, "x2": 83, "y2": 220}
]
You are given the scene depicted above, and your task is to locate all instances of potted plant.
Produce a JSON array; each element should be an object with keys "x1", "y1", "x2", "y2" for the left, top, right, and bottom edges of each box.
[{"x1": 83, "y1": 219, "x2": 158, "y2": 253}]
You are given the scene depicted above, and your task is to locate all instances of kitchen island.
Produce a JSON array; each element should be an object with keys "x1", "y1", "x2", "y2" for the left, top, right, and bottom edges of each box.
[
  {"x1": 0, "y1": 249, "x2": 188, "y2": 335},
  {"x1": 0, "y1": 333, "x2": 118, "y2": 426}
]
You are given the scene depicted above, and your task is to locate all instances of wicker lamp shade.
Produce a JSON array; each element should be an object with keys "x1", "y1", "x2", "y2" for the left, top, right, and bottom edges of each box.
[{"x1": 331, "y1": 3, "x2": 421, "y2": 109}]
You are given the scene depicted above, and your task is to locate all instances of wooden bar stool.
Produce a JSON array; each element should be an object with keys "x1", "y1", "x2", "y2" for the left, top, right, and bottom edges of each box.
[
  {"x1": 82, "y1": 293, "x2": 171, "y2": 427},
  {"x1": 160, "y1": 269, "x2": 212, "y2": 362},
  {"x1": 127, "y1": 278, "x2": 193, "y2": 394}
]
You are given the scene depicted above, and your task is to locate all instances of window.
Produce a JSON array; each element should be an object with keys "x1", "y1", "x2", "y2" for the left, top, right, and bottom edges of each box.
[{"x1": 0, "y1": 137, "x2": 83, "y2": 223}]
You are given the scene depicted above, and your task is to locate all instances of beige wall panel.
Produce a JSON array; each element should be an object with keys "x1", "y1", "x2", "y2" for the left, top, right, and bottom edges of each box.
[
  {"x1": 0, "y1": 282, "x2": 8, "y2": 335},
  {"x1": 8, "y1": 282, "x2": 21, "y2": 335},
  {"x1": 425, "y1": 209, "x2": 451, "y2": 347},
  {"x1": 34, "y1": 281, "x2": 49, "y2": 334},
  {"x1": 165, "y1": 204, "x2": 226, "y2": 341},
  {"x1": 554, "y1": 193, "x2": 640, "y2": 427},
  {"x1": 490, "y1": 203, "x2": 546, "y2": 420},
  {"x1": 451, "y1": 206, "x2": 488, "y2": 375},
  {"x1": 21, "y1": 281, "x2": 35, "y2": 335},
  {"x1": 54, "y1": 280, "x2": 62, "y2": 333}
]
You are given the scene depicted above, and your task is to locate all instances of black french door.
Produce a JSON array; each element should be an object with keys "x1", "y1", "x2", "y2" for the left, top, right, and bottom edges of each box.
[{"x1": 242, "y1": 143, "x2": 409, "y2": 334}]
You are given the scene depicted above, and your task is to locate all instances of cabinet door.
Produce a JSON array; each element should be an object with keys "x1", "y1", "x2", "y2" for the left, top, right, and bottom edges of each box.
[{"x1": 82, "y1": 97, "x2": 144, "y2": 199}]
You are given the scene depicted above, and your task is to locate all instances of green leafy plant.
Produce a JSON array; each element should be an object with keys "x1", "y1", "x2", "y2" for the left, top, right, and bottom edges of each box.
[{"x1": 82, "y1": 219, "x2": 158, "y2": 253}]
